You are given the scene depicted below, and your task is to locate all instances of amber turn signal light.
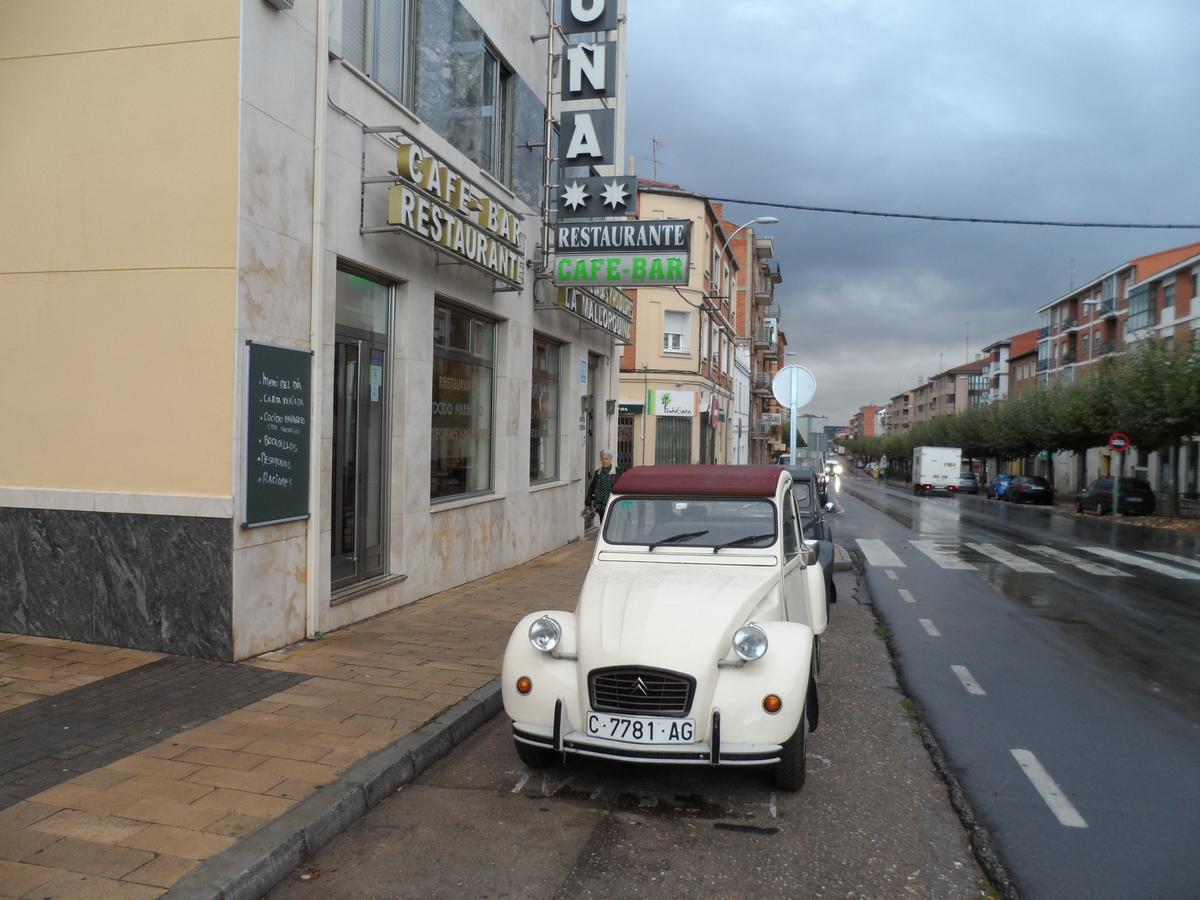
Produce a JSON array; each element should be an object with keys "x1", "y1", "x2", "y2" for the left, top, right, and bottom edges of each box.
[
  {"x1": 762, "y1": 694, "x2": 782, "y2": 714},
  {"x1": 516, "y1": 676, "x2": 532, "y2": 695}
]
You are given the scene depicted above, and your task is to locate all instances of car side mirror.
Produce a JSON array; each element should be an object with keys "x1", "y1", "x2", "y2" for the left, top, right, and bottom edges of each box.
[
  {"x1": 800, "y1": 546, "x2": 817, "y2": 567},
  {"x1": 823, "y1": 502, "x2": 834, "y2": 512}
]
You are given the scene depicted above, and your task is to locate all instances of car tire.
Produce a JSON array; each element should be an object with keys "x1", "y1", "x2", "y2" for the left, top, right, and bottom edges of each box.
[
  {"x1": 774, "y1": 705, "x2": 808, "y2": 791},
  {"x1": 1075, "y1": 501, "x2": 1083, "y2": 513},
  {"x1": 514, "y1": 738, "x2": 560, "y2": 768}
]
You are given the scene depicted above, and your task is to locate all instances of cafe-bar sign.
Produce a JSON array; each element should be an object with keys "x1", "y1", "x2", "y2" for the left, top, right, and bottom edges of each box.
[
  {"x1": 387, "y1": 140, "x2": 525, "y2": 290},
  {"x1": 554, "y1": 219, "x2": 691, "y2": 287}
]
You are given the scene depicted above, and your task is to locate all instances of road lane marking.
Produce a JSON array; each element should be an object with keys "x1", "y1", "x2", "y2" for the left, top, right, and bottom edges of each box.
[
  {"x1": 856, "y1": 538, "x2": 906, "y2": 567},
  {"x1": 1080, "y1": 547, "x2": 1200, "y2": 580},
  {"x1": 951, "y1": 664, "x2": 986, "y2": 695},
  {"x1": 769, "y1": 792, "x2": 778, "y2": 819},
  {"x1": 899, "y1": 589, "x2": 916, "y2": 603},
  {"x1": 1010, "y1": 749, "x2": 1088, "y2": 828},
  {"x1": 885, "y1": 569, "x2": 899, "y2": 580},
  {"x1": 1025, "y1": 545, "x2": 1130, "y2": 577},
  {"x1": 911, "y1": 539, "x2": 977, "y2": 570},
  {"x1": 966, "y1": 542, "x2": 1053, "y2": 573},
  {"x1": 1144, "y1": 551, "x2": 1200, "y2": 570},
  {"x1": 919, "y1": 618, "x2": 941, "y2": 637},
  {"x1": 511, "y1": 771, "x2": 531, "y2": 794}
]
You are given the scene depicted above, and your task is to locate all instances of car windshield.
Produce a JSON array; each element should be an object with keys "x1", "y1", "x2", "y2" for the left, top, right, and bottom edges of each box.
[
  {"x1": 602, "y1": 497, "x2": 777, "y2": 549},
  {"x1": 1120, "y1": 478, "x2": 1152, "y2": 491}
]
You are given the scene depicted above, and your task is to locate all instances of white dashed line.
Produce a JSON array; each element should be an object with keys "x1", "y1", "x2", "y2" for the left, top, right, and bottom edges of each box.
[
  {"x1": 911, "y1": 539, "x2": 977, "y2": 570},
  {"x1": 856, "y1": 539, "x2": 906, "y2": 567},
  {"x1": 898, "y1": 588, "x2": 916, "y2": 604},
  {"x1": 1144, "y1": 550, "x2": 1200, "y2": 570},
  {"x1": 967, "y1": 542, "x2": 1053, "y2": 573},
  {"x1": 919, "y1": 618, "x2": 941, "y2": 637},
  {"x1": 885, "y1": 569, "x2": 899, "y2": 581},
  {"x1": 951, "y1": 664, "x2": 986, "y2": 695},
  {"x1": 1080, "y1": 547, "x2": 1200, "y2": 580},
  {"x1": 769, "y1": 792, "x2": 778, "y2": 819},
  {"x1": 511, "y1": 771, "x2": 531, "y2": 794},
  {"x1": 1025, "y1": 545, "x2": 1129, "y2": 577},
  {"x1": 1010, "y1": 749, "x2": 1088, "y2": 828}
]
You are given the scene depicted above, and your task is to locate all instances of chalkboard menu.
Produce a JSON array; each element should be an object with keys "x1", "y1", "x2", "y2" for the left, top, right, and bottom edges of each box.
[{"x1": 244, "y1": 342, "x2": 312, "y2": 527}]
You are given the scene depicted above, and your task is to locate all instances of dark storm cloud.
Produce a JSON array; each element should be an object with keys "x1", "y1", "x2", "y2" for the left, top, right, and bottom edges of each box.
[{"x1": 625, "y1": 0, "x2": 1200, "y2": 422}]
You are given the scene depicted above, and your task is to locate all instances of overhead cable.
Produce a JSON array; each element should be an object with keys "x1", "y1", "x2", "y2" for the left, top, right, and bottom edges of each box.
[{"x1": 703, "y1": 196, "x2": 1200, "y2": 230}]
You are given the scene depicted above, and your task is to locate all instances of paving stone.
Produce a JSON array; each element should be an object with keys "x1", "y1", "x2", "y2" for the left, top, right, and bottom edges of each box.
[
  {"x1": 0, "y1": 858, "x2": 60, "y2": 896},
  {"x1": 15, "y1": 869, "x2": 164, "y2": 899},
  {"x1": 238, "y1": 740, "x2": 327, "y2": 763},
  {"x1": 174, "y1": 747, "x2": 270, "y2": 773},
  {"x1": 191, "y1": 788, "x2": 293, "y2": 820},
  {"x1": 29, "y1": 783, "x2": 144, "y2": 818},
  {"x1": 20, "y1": 836, "x2": 153, "y2": 880},
  {"x1": 202, "y1": 812, "x2": 268, "y2": 839},
  {"x1": 30, "y1": 809, "x2": 147, "y2": 845},
  {"x1": 106, "y1": 776, "x2": 213, "y2": 806},
  {"x1": 250, "y1": 758, "x2": 342, "y2": 786},
  {"x1": 122, "y1": 853, "x2": 198, "y2": 889},
  {"x1": 0, "y1": 823, "x2": 59, "y2": 861},
  {"x1": 0, "y1": 802, "x2": 59, "y2": 830},
  {"x1": 116, "y1": 798, "x2": 228, "y2": 831},
  {"x1": 184, "y1": 766, "x2": 286, "y2": 795},
  {"x1": 117, "y1": 824, "x2": 236, "y2": 861}
]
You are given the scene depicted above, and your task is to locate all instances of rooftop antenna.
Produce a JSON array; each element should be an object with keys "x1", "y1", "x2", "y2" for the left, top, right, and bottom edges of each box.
[{"x1": 651, "y1": 136, "x2": 666, "y2": 179}]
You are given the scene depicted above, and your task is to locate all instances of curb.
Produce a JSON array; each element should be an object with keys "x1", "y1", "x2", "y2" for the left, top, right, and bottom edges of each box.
[
  {"x1": 832, "y1": 543, "x2": 853, "y2": 572},
  {"x1": 165, "y1": 681, "x2": 503, "y2": 900}
]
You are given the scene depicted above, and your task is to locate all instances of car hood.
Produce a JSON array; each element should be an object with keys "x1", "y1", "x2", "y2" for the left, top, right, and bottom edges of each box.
[{"x1": 576, "y1": 562, "x2": 778, "y2": 673}]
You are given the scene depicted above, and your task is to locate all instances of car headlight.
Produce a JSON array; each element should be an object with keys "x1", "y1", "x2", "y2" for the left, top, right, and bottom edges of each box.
[
  {"x1": 528, "y1": 615, "x2": 562, "y2": 653},
  {"x1": 833, "y1": 464, "x2": 844, "y2": 475},
  {"x1": 732, "y1": 624, "x2": 768, "y2": 662}
]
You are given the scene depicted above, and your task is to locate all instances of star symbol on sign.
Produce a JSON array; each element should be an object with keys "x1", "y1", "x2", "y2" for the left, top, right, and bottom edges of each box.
[
  {"x1": 600, "y1": 179, "x2": 630, "y2": 209},
  {"x1": 561, "y1": 180, "x2": 590, "y2": 211}
]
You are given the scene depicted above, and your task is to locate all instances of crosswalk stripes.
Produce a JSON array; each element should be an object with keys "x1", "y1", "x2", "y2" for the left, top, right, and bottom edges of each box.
[
  {"x1": 854, "y1": 536, "x2": 1198, "y2": 579},
  {"x1": 1079, "y1": 547, "x2": 1200, "y2": 581},
  {"x1": 1025, "y1": 545, "x2": 1130, "y2": 577},
  {"x1": 855, "y1": 538, "x2": 905, "y2": 568},
  {"x1": 910, "y1": 540, "x2": 977, "y2": 570},
  {"x1": 966, "y1": 542, "x2": 1053, "y2": 573},
  {"x1": 1143, "y1": 551, "x2": 1200, "y2": 571}
]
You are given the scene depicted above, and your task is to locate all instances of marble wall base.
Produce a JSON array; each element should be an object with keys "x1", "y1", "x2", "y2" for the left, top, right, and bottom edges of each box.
[{"x1": 0, "y1": 507, "x2": 233, "y2": 659}]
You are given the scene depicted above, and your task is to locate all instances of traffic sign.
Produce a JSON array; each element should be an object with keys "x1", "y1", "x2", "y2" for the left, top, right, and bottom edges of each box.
[
  {"x1": 771, "y1": 365, "x2": 817, "y2": 408},
  {"x1": 1108, "y1": 432, "x2": 1130, "y2": 453}
]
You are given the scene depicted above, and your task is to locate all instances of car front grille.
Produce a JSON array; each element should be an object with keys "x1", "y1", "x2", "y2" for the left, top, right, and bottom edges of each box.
[{"x1": 588, "y1": 667, "x2": 696, "y2": 717}]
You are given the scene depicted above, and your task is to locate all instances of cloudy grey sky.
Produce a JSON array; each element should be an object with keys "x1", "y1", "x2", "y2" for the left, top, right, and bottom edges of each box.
[{"x1": 624, "y1": 0, "x2": 1200, "y2": 424}]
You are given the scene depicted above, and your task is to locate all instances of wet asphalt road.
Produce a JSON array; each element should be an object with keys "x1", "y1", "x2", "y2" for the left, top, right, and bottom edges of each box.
[
  {"x1": 838, "y1": 473, "x2": 1200, "y2": 900},
  {"x1": 269, "y1": 566, "x2": 987, "y2": 900}
]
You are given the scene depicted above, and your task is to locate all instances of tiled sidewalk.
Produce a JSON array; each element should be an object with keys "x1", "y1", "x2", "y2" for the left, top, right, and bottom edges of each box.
[{"x1": 0, "y1": 537, "x2": 595, "y2": 899}]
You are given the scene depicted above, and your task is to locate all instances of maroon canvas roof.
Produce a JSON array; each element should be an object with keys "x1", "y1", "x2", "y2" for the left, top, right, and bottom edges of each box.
[{"x1": 612, "y1": 465, "x2": 786, "y2": 498}]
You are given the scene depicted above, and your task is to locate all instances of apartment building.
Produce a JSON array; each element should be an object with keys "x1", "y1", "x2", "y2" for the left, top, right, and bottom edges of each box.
[
  {"x1": 0, "y1": 0, "x2": 626, "y2": 659},
  {"x1": 850, "y1": 404, "x2": 882, "y2": 437},
  {"x1": 1035, "y1": 241, "x2": 1200, "y2": 384},
  {"x1": 885, "y1": 390, "x2": 913, "y2": 433},
  {"x1": 910, "y1": 359, "x2": 989, "y2": 424},
  {"x1": 980, "y1": 328, "x2": 1039, "y2": 402},
  {"x1": 617, "y1": 182, "x2": 746, "y2": 466}
]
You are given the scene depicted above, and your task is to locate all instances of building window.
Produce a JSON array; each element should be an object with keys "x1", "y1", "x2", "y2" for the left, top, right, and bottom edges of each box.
[
  {"x1": 431, "y1": 303, "x2": 495, "y2": 500},
  {"x1": 480, "y1": 46, "x2": 513, "y2": 181},
  {"x1": 664, "y1": 310, "x2": 689, "y2": 352},
  {"x1": 530, "y1": 336, "x2": 560, "y2": 483},
  {"x1": 1127, "y1": 286, "x2": 1155, "y2": 332},
  {"x1": 343, "y1": 0, "x2": 413, "y2": 103},
  {"x1": 1163, "y1": 281, "x2": 1175, "y2": 308}
]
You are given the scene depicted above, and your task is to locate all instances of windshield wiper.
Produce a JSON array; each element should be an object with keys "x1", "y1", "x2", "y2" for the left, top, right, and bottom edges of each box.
[
  {"x1": 712, "y1": 533, "x2": 775, "y2": 553},
  {"x1": 647, "y1": 529, "x2": 709, "y2": 551}
]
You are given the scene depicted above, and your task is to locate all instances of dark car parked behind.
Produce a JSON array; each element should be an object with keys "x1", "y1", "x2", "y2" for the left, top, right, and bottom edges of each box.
[
  {"x1": 1007, "y1": 475, "x2": 1054, "y2": 505},
  {"x1": 786, "y1": 467, "x2": 836, "y2": 607},
  {"x1": 986, "y1": 473, "x2": 1015, "y2": 500},
  {"x1": 1075, "y1": 477, "x2": 1157, "y2": 516},
  {"x1": 958, "y1": 472, "x2": 980, "y2": 495}
]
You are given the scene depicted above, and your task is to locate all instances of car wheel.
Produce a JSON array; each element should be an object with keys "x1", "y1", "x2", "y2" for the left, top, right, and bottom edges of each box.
[
  {"x1": 1075, "y1": 501, "x2": 1083, "y2": 513},
  {"x1": 774, "y1": 705, "x2": 808, "y2": 791},
  {"x1": 514, "y1": 738, "x2": 560, "y2": 768}
]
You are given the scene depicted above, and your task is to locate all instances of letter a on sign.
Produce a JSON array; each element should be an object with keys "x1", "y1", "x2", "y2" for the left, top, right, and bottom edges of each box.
[
  {"x1": 561, "y1": 109, "x2": 614, "y2": 167},
  {"x1": 562, "y1": 0, "x2": 617, "y2": 33}
]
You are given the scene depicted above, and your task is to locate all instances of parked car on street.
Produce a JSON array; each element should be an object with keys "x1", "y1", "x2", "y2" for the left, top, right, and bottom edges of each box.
[
  {"x1": 1007, "y1": 475, "x2": 1054, "y2": 505},
  {"x1": 958, "y1": 472, "x2": 980, "y2": 495},
  {"x1": 1075, "y1": 477, "x2": 1157, "y2": 516},
  {"x1": 786, "y1": 467, "x2": 837, "y2": 606},
  {"x1": 503, "y1": 465, "x2": 826, "y2": 791},
  {"x1": 986, "y1": 473, "x2": 1015, "y2": 500}
]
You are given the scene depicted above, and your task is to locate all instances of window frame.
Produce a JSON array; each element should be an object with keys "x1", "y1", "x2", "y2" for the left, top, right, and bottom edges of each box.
[
  {"x1": 663, "y1": 309, "x2": 690, "y2": 353},
  {"x1": 529, "y1": 334, "x2": 561, "y2": 484},
  {"x1": 342, "y1": 0, "x2": 415, "y2": 106}
]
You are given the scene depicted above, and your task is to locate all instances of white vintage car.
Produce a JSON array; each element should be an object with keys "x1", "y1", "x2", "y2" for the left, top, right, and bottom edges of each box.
[{"x1": 502, "y1": 465, "x2": 828, "y2": 790}]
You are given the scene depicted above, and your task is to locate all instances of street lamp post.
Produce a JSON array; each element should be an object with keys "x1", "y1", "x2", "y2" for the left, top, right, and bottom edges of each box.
[{"x1": 714, "y1": 216, "x2": 778, "y2": 465}]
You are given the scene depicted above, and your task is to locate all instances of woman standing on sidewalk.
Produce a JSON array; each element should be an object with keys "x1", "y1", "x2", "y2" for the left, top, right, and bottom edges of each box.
[{"x1": 585, "y1": 450, "x2": 619, "y2": 527}]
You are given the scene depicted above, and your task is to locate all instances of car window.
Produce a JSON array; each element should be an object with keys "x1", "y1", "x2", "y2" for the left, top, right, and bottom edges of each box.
[
  {"x1": 602, "y1": 497, "x2": 777, "y2": 548},
  {"x1": 1121, "y1": 478, "x2": 1152, "y2": 491},
  {"x1": 1029, "y1": 477, "x2": 1049, "y2": 487},
  {"x1": 781, "y1": 490, "x2": 800, "y2": 560}
]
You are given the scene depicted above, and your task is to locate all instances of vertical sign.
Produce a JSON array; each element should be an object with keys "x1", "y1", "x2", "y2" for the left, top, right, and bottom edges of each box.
[{"x1": 244, "y1": 342, "x2": 312, "y2": 527}]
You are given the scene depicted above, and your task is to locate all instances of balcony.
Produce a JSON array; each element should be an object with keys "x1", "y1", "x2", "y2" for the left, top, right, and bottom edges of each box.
[
  {"x1": 763, "y1": 304, "x2": 780, "y2": 318},
  {"x1": 752, "y1": 372, "x2": 772, "y2": 394},
  {"x1": 1036, "y1": 358, "x2": 1049, "y2": 371},
  {"x1": 753, "y1": 329, "x2": 772, "y2": 349},
  {"x1": 1095, "y1": 340, "x2": 1115, "y2": 356},
  {"x1": 766, "y1": 261, "x2": 782, "y2": 284},
  {"x1": 754, "y1": 237, "x2": 775, "y2": 259},
  {"x1": 1038, "y1": 326, "x2": 1050, "y2": 338},
  {"x1": 762, "y1": 344, "x2": 778, "y2": 360},
  {"x1": 1062, "y1": 318, "x2": 1078, "y2": 331},
  {"x1": 1062, "y1": 350, "x2": 1077, "y2": 364},
  {"x1": 754, "y1": 281, "x2": 772, "y2": 306}
]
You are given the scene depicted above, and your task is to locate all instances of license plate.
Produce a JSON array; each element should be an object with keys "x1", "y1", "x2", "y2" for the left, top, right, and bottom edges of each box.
[{"x1": 585, "y1": 712, "x2": 696, "y2": 745}]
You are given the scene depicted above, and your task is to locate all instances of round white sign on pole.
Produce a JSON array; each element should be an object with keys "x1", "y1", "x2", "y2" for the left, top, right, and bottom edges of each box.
[{"x1": 771, "y1": 365, "x2": 817, "y2": 408}]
